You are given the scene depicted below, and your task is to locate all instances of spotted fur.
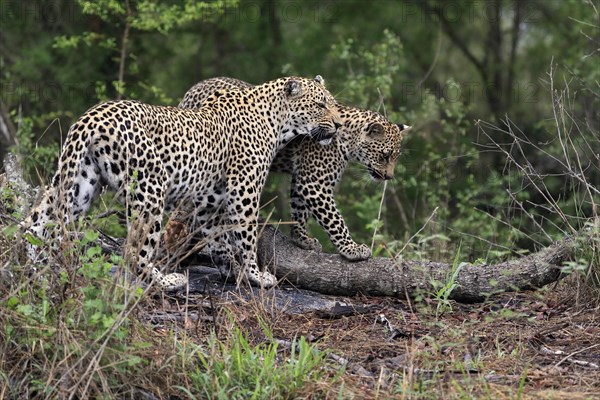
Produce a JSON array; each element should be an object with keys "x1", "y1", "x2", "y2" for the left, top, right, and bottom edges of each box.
[
  {"x1": 22, "y1": 76, "x2": 342, "y2": 289},
  {"x1": 178, "y1": 77, "x2": 410, "y2": 261}
]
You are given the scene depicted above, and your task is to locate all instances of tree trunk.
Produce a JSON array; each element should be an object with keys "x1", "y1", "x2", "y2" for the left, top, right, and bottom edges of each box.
[
  {"x1": 0, "y1": 99, "x2": 17, "y2": 169},
  {"x1": 257, "y1": 224, "x2": 582, "y2": 303},
  {"x1": 0, "y1": 99, "x2": 16, "y2": 149}
]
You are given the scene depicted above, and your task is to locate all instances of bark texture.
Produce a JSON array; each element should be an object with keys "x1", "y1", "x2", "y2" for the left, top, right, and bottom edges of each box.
[{"x1": 257, "y1": 225, "x2": 580, "y2": 303}]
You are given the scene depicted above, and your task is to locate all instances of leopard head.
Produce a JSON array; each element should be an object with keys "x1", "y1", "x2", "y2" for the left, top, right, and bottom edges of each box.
[
  {"x1": 352, "y1": 112, "x2": 411, "y2": 180},
  {"x1": 278, "y1": 76, "x2": 342, "y2": 145}
]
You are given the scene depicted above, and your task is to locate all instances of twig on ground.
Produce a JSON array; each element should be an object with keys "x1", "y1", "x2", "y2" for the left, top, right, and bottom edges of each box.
[
  {"x1": 375, "y1": 314, "x2": 410, "y2": 340},
  {"x1": 553, "y1": 343, "x2": 600, "y2": 370}
]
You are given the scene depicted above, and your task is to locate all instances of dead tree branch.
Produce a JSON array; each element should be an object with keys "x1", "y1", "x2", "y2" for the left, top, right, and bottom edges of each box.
[{"x1": 257, "y1": 224, "x2": 585, "y2": 303}]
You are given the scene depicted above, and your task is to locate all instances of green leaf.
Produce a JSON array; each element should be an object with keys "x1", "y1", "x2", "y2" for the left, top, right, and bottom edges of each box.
[
  {"x1": 24, "y1": 233, "x2": 43, "y2": 246},
  {"x1": 86, "y1": 245, "x2": 102, "y2": 258},
  {"x1": 127, "y1": 355, "x2": 143, "y2": 366},
  {"x1": 83, "y1": 230, "x2": 99, "y2": 243},
  {"x1": 16, "y1": 304, "x2": 34, "y2": 316},
  {"x1": 6, "y1": 296, "x2": 19, "y2": 308},
  {"x1": 2, "y1": 224, "x2": 19, "y2": 238}
]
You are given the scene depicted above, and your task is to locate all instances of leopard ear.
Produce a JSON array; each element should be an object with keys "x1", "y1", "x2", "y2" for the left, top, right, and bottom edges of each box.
[
  {"x1": 314, "y1": 75, "x2": 325, "y2": 86},
  {"x1": 284, "y1": 79, "x2": 303, "y2": 98},
  {"x1": 367, "y1": 122, "x2": 385, "y2": 138},
  {"x1": 397, "y1": 124, "x2": 412, "y2": 133}
]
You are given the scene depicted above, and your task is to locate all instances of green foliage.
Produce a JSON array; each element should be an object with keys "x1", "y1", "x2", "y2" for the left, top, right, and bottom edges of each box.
[
  {"x1": 77, "y1": 231, "x2": 130, "y2": 336},
  {"x1": 0, "y1": 227, "x2": 152, "y2": 398},
  {"x1": 1, "y1": 222, "x2": 336, "y2": 398},
  {"x1": 329, "y1": 29, "x2": 404, "y2": 108},
  {"x1": 52, "y1": 0, "x2": 237, "y2": 103},
  {"x1": 186, "y1": 329, "x2": 330, "y2": 399},
  {"x1": 53, "y1": 31, "x2": 117, "y2": 51},
  {"x1": 14, "y1": 114, "x2": 60, "y2": 183},
  {"x1": 77, "y1": 0, "x2": 237, "y2": 33}
]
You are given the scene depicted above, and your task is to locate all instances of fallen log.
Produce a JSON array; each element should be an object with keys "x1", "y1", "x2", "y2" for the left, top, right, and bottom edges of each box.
[
  {"x1": 97, "y1": 221, "x2": 581, "y2": 303},
  {"x1": 257, "y1": 224, "x2": 585, "y2": 303},
  {"x1": 1, "y1": 152, "x2": 589, "y2": 303}
]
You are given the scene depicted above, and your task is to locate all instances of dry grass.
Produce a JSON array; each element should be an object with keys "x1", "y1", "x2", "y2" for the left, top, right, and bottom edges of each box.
[{"x1": 265, "y1": 284, "x2": 600, "y2": 399}]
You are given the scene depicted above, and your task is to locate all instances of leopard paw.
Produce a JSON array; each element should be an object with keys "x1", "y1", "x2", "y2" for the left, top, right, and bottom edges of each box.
[
  {"x1": 339, "y1": 243, "x2": 371, "y2": 261},
  {"x1": 217, "y1": 262, "x2": 239, "y2": 284},
  {"x1": 161, "y1": 272, "x2": 188, "y2": 291},
  {"x1": 247, "y1": 265, "x2": 277, "y2": 288},
  {"x1": 292, "y1": 235, "x2": 322, "y2": 252},
  {"x1": 152, "y1": 267, "x2": 188, "y2": 291}
]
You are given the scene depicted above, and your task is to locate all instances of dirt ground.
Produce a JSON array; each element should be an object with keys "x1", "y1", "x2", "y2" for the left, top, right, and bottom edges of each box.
[{"x1": 152, "y1": 270, "x2": 600, "y2": 399}]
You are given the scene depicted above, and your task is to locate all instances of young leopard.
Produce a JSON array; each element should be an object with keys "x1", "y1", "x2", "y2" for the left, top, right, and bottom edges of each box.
[
  {"x1": 178, "y1": 77, "x2": 410, "y2": 261},
  {"x1": 22, "y1": 76, "x2": 342, "y2": 290}
]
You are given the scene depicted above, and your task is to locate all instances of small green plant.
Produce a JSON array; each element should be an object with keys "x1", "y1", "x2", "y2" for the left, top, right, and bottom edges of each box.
[
  {"x1": 561, "y1": 259, "x2": 592, "y2": 275},
  {"x1": 184, "y1": 327, "x2": 330, "y2": 399},
  {"x1": 1, "y1": 184, "x2": 16, "y2": 213},
  {"x1": 515, "y1": 366, "x2": 528, "y2": 400},
  {"x1": 431, "y1": 244, "x2": 464, "y2": 317}
]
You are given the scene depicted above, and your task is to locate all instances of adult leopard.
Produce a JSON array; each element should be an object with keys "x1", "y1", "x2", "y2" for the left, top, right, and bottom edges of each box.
[
  {"x1": 22, "y1": 76, "x2": 342, "y2": 290},
  {"x1": 178, "y1": 77, "x2": 410, "y2": 261}
]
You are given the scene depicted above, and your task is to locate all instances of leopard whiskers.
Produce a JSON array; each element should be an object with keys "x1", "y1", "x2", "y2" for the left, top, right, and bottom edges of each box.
[{"x1": 371, "y1": 180, "x2": 387, "y2": 251}]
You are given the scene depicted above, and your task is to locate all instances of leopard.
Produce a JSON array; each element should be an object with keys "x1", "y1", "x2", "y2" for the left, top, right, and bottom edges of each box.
[
  {"x1": 178, "y1": 77, "x2": 411, "y2": 261},
  {"x1": 21, "y1": 76, "x2": 342, "y2": 290}
]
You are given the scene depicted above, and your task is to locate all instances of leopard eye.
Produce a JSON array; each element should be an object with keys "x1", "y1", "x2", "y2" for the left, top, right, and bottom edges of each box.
[
  {"x1": 316, "y1": 101, "x2": 327, "y2": 109},
  {"x1": 381, "y1": 150, "x2": 392, "y2": 162}
]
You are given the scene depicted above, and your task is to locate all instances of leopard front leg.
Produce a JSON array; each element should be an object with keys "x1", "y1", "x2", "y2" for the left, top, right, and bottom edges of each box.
[
  {"x1": 224, "y1": 169, "x2": 277, "y2": 288},
  {"x1": 223, "y1": 219, "x2": 277, "y2": 288},
  {"x1": 181, "y1": 197, "x2": 275, "y2": 288},
  {"x1": 295, "y1": 179, "x2": 371, "y2": 261},
  {"x1": 289, "y1": 174, "x2": 322, "y2": 252},
  {"x1": 203, "y1": 222, "x2": 276, "y2": 288}
]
